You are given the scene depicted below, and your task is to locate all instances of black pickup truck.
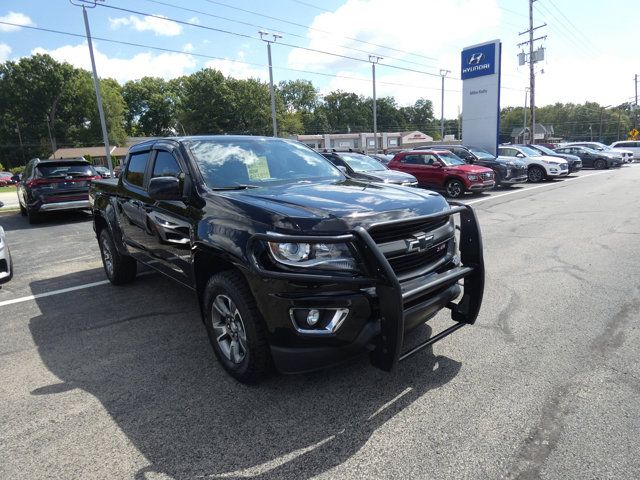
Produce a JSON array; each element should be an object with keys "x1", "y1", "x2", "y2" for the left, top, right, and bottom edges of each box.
[{"x1": 90, "y1": 136, "x2": 484, "y2": 383}]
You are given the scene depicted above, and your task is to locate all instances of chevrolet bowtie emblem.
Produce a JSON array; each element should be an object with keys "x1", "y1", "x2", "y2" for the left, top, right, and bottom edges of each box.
[{"x1": 405, "y1": 233, "x2": 434, "y2": 253}]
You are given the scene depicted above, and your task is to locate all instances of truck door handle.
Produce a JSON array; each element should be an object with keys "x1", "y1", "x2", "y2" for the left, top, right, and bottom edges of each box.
[{"x1": 148, "y1": 212, "x2": 190, "y2": 245}]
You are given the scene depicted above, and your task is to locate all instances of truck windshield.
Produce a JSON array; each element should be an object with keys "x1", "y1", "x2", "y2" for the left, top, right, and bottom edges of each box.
[
  {"x1": 186, "y1": 138, "x2": 342, "y2": 188},
  {"x1": 338, "y1": 153, "x2": 386, "y2": 172},
  {"x1": 437, "y1": 152, "x2": 466, "y2": 166}
]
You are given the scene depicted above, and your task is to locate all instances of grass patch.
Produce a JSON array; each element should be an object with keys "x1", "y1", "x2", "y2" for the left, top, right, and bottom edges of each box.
[{"x1": 0, "y1": 186, "x2": 17, "y2": 193}]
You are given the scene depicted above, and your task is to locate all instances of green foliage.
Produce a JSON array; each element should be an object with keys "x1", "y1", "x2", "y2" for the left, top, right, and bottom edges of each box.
[
  {"x1": 10, "y1": 166, "x2": 24, "y2": 174},
  {"x1": 0, "y1": 162, "x2": 4, "y2": 171}
]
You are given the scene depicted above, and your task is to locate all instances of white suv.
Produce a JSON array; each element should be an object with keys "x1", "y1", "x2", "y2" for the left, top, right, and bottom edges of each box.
[
  {"x1": 498, "y1": 145, "x2": 569, "y2": 182},
  {"x1": 610, "y1": 141, "x2": 640, "y2": 161}
]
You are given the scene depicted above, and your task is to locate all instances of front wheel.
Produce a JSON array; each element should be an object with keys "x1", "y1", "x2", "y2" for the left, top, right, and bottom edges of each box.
[
  {"x1": 528, "y1": 166, "x2": 545, "y2": 183},
  {"x1": 594, "y1": 158, "x2": 607, "y2": 169},
  {"x1": 445, "y1": 179, "x2": 465, "y2": 198},
  {"x1": 98, "y1": 229, "x2": 137, "y2": 285},
  {"x1": 203, "y1": 270, "x2": 271, "y2": 383}
]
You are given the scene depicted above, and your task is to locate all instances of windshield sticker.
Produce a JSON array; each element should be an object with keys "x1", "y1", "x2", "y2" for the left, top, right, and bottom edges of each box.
[{"x1": 247, "y1": 155, "x2": 271, "y2": 180}]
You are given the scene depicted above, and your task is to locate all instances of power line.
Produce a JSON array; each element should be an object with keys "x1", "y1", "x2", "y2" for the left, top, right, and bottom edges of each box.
[
  {"x1": 202, "y1": 0, "x2": 439, "y2": 61},
  {"x1": 290, "y1": 0, "x2": 333, "y2": 13},
  {"x1": 546, "y1": 0, "x2": 601, "y2": 54},
  {"x1": 136, "y1": 0, "x2": 441, "y2": 72},
  {"x1": 0, "y1": 21, "x2": 462, "y2": 94}
]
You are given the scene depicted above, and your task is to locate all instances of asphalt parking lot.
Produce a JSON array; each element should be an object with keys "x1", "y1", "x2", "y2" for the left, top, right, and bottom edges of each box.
[{"x1": 1, "y1": 166, "x2": 640, "y2": 479}]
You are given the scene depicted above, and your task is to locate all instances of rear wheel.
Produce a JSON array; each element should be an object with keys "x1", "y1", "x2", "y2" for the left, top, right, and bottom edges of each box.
[
  {"x1": 445, "y1": 179, "x2": 465, "y2": 198},
  {"x1": 527, "y1": 166, "x2": 545, "y2": 183},
  {"x1": 19, "y1": 201, "x2": 26, "y2": 216},
  {"x1": 594, "y1": 158, "x2": 607, "y2": 169},
  {"x1": 98, "y1": 229, "x2": 137, "y2": 285},
  {"x1": 203, "y1": 270, "x2": 271, "y2": 383}
]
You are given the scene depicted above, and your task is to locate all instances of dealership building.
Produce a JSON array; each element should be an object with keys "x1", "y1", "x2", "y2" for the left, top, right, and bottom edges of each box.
[{"x1": 296, "y1": 130, "x2": 444, "y2": 151}]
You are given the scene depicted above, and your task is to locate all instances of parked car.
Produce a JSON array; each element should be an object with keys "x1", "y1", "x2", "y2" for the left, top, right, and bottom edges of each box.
[
  {"x1": 388, "y1": 150, "x2": 495, "y2": 198},
  {"x1": 0, "y1": 172, "x2": 14, "y2": 186},
  {"x1": 429, "y1": 145, "x2": 528, "y2": 186},
  {"x1": 90, "y1": 136, "x2": 485, "y2": 383},
  {"x1": 0, "y1": 224, "x2": 12, "y2": 285},
  {"x1": 554, "y1": 145, "x2": 621, "y2": 169},
  {"x1": 563, "y1": 142, "x2": 633, "y2": 163},
  {"x1": 321, "y1": 151, "x2": 418, "y2": 186},
  {"x1": 17, "y1": 158, "x2": 100, "y2": 223},
  {"x1": 610, "y1": 140, "x2": 640, "y2": 160},
  {"x1": 519, "y1": 144, "x2": 582, "y2": 173},
  {"x1": 11, "y1": 173, "x2": 21, "y2": 183},
  {"x1": 94, "y1": 166, "x2": 111, "y2": 178},
  {"x1": 497, "y1": 145, "x2": 569, "y2": 182}
]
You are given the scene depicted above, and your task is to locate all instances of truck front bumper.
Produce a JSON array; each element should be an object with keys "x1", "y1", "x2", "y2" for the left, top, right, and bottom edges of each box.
[{"x1": 248, "y1": 203, "x2": 484, "y2": 374}]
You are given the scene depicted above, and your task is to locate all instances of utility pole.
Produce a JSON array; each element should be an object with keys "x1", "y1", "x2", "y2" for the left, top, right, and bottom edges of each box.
[
  {"x1": 518, "y1": 0, "x2": 546, "y2": 144},
  {"x1": 45, "y1": 113, "x2": 56, "y2": 157},
  {"x1": 15, "y1": 123, "x2": 24, "y2": 163},
  {"x1": 439, "y1": 69, "x2": 450, "y2": 140},
  {"x1": 523, "y1": 87, "x2": 529, "y2": 142},
  {"x1": 634, "y1": 74, "x2": 638, "y2": 129},
  {"x1": 259, "y1": 31, "x2": 281, "y2": 137},
  {"x1": 70, "y1": 0, "x2": 114, "y2": 176},
  {"x1": 369, "y1": 55, "x2": 382, "y2": 154}
]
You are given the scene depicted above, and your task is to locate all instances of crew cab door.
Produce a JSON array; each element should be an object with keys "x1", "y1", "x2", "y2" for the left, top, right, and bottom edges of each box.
[
  {"x1": 116, "y1": 149, "x2": 153, "y2": 259},
  {"x1": 137, "y1": 146, "x2": 194, "y2": 287}
]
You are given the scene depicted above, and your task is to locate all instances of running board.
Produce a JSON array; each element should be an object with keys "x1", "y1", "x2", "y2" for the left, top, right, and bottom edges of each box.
[{"x1": 398, "y1": 322, "x2": 466, "y2": 362}]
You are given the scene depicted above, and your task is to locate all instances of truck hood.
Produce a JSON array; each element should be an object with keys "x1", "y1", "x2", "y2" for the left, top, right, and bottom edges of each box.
[
  {"x1": 211, "y1": 179, "x2": 450, "y2": 232},
  {"x1": 356, "y1": 169, "x2": 417, "y2": 184}
]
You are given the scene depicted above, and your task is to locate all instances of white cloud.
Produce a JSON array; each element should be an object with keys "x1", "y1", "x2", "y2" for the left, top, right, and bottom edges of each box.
[
  {"x1": 0, "y1": 11, "x2": 34, "y2": 31},
  {"x1": 288, "y1": 0, "x2": 501, "y2": 72},
  {"x1": 188, "y1": 16, "x2": 200, "y2": 25},
  {"x1": 183, "y1": 42, "x2": 194, "y2": 53},
  {"x1": 205, "y1": 52, "x2": 267, "y2": 81},
  {"x1": 0, "y1": 43, "x2": 11, "y2": 62},
  {"x1": 31, "y1": 43, "x2": 196, "y2": 83},
  {"x1": 109, "y1": 14, "x2": 182, "y2": 36}
]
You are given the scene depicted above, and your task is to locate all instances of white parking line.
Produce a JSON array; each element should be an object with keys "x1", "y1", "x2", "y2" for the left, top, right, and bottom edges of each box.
[
  {"x1": 0, "y1": 279, "x2": 110, "y2": 307},
  {"x1": 465, "y1": 167, "x2": 635, "y2": 206}
]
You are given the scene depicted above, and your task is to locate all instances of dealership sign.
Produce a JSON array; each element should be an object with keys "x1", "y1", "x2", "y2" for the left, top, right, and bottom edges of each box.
[
  {"x1": 461, "y1": 43, "x2": 496, "y2": 80},
  {"x1": 461, "y1": 39, "x2": 502, "y2": 155}
]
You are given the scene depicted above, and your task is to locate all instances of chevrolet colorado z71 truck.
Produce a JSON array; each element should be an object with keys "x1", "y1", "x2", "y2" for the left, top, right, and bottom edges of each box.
[{"x1": 90, "y1": 136, "x2": 484, "y2": 383}]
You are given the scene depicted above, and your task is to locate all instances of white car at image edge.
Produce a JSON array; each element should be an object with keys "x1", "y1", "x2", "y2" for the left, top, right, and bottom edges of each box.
[
  {"x1": 0, "y1": 225, "x2": 13, "y2": 285},
  {"x1": 498, "y1": 145, "x2": 569, "y2": 182}
]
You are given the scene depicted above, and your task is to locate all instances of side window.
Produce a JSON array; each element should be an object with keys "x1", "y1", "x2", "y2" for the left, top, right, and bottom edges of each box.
[
  {"x1": 152, "y1": 151, "x2": 182, "y2": 178},
  {"x1": 328, "y1": 156, "x2": 347, "y2": 168},
  {"x1": 125, "y1": 151, "x2": 150, "y2": 187},
  {"x1": 500, "y1": 148, "x2": 515, "y2": 157},
  {"x1": 423, "y1": 154, "x2": 437, "y2": 165},
  {"x1": 402, "y1": 154, "x2": 423, "y2": 165}
]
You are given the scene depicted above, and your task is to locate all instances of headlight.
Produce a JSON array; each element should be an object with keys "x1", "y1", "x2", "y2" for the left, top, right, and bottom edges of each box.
[
  {"x1": 267, "y1": 241, "x2": 358, "y2": 271},
  {"x1": 467, "y1": 174, "x2": 478, "y2": 181}
]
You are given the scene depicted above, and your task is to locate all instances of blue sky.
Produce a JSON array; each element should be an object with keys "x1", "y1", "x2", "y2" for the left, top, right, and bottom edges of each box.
[{"x1": 0, "y1": 0, "x2": 636, "y2": 118}]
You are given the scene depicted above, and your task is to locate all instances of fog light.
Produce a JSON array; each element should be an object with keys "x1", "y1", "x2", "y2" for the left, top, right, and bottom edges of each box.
[{"x1": 307, "y1": 309, "x2": 320, "y2": 326}]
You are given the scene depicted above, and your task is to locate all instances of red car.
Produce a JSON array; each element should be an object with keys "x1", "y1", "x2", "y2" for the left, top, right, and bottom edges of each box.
[
  {"x1": 0, "y1": 172, "x2": 13, "y2": 187},
  {"x1": 388, "y1": 150, "x2": 496, "y2": 198}
]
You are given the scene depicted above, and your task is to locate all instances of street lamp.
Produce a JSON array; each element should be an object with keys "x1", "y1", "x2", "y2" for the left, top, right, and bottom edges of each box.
[
  {"x1": 259, "y1": 30, "x2": 282, "y2": 137},
  {"x1": 369, "y1": 55, "x2": 383, "y2": 153}
]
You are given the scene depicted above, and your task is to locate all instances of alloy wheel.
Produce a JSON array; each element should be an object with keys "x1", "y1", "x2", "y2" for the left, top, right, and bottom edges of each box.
[{"x1": 211, "y1": 294, "x2": 248, "y2": 364}]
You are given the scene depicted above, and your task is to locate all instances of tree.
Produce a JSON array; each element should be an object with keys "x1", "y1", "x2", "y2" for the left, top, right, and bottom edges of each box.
[
  {"x1": 122, "y1": 77, "x2": 178, "y2": 136},
  {"x1": 319, "y1": 91, "x2": 370, "y2": 132}
]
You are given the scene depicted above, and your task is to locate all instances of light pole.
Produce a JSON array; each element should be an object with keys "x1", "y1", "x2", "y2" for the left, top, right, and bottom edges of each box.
[
  {"x1": 439, "y1": 69, "x2": 450, "y2": 139},
  {"x1": 369, "y1": 55, "x2": 383, "y2": 153},
  {"x1": 259, "y1": 31, "x2": 282, "y2": 137},
  {"x1": 70, "y1": 0, "x2": 114, "y2": 176},
  {"x1": 598, "y1": 105, "x2": 611, "y2": 143}
]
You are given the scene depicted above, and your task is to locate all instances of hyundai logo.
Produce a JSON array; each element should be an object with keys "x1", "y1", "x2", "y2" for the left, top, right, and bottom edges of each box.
[
  {"x1": 405, "y1": 233, "x2": 434, "y2": 254},
  {"x1": 468, "y1": 53, "x2": 484, "y2": 65}
]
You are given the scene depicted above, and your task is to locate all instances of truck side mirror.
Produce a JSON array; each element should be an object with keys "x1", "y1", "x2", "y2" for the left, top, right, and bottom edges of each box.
[
  {"x1": 516, "y1": 152, "x2": 525, "y2": 158},
  {"x1": 148, "y1": 176, "x2": 182, "y2": 201}
]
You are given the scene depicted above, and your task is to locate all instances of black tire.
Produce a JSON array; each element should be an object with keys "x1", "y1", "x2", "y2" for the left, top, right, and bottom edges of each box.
[
  {"x1": 594, "y1": 158, "x2": 607, "y2": 170},
  {"x1": 98, "y1": 228, "x2": 137, "y2": 285},
  {"x1": 203, "y1": 270, "x2": 271, "y2": 383},
  {"x1": 27, "y1": 208, "x2": 40, "y2": 224},
  {"x1": 528, "y1": 166, "x2": 546, "y2": 183},
  {"x1": 445, "y1": 179, "x2": 465, "y2": 198},
  {"x1": 19, "y1": 201, "x2": 26, "y2": 217}
]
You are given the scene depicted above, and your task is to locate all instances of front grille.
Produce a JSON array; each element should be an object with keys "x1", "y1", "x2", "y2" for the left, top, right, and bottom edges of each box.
[
  {"x1": 368, "y1": 217, "x2": 449, "y2": 244},
  {"x1": 481, "y1": 172, "x2": 493, "y2": 180},
  {"x1": 387, "y1": 242, "x2": 448, "y2": 275}
]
